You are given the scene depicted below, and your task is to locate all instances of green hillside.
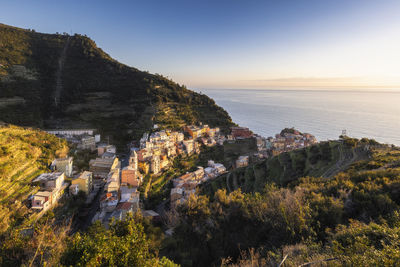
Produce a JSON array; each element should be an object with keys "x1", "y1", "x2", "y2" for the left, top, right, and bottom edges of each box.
[
  {"x1": 201, "y1": 138, "x2": 374, "y2": 197},
  {"x1": 0, "y1": 124, "x2": 68, "y2": 232},
  {"x1": 0, "y1": 124, "x2": 175, "y2": 266},
  {"x1": 0, "y1": 23, "x2": 234, "y2": 146},
  {"x1": 164, "y1": 139, "x2": 400, "y2": 266}
]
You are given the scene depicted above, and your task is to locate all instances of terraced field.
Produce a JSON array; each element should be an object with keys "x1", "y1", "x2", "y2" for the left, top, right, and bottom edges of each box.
[{"x1": 0, "y1": 124, "x2": 68, "y2": 232}]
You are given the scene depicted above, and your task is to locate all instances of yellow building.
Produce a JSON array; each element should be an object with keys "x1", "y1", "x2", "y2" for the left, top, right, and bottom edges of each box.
[{"x1": 71, "y1": 171, "x2": 93, "y2": 194}]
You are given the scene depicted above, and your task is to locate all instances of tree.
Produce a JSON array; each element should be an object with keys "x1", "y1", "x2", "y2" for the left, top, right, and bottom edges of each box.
[{"x1": 60, "y1": 215, "x2": 176, "y2": 266}]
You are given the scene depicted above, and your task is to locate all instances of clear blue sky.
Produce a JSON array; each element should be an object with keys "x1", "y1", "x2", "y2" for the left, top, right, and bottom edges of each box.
[{"x1": 1, "y1": 0, "x2": 400, "y2": 89}]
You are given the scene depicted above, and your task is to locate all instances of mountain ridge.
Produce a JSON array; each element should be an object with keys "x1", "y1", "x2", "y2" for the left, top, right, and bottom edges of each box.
[{"x1": 0, "y1": 23, "x2": 234, "y2": 146}]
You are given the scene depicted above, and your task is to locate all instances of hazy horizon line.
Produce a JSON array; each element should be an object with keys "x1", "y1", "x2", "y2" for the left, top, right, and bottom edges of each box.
[{"x1": 192, "y1": 87, "x2": 400, "y2": 92}]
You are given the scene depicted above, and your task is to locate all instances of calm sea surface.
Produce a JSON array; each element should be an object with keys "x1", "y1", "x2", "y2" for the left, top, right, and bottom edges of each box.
[{"x1": 198, "y1": 89, "x2": 400, "y2": 146}]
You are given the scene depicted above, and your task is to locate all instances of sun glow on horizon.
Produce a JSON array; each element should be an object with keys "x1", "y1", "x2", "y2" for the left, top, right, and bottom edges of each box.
[{"x1": 1, "y1": 0, "x2": 400, "y2": 90}]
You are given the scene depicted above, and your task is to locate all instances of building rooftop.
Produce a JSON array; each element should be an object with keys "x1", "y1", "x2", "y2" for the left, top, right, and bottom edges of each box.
[
  {"x1": 34, "y1": 191, "x2": 53, "y2": 197},
  {"x1": 101, "y1": 152, "x2": 116, "y2": 159},
  {"x1": 179, "y1": 172, "x2": 194, "y2": 181},
  {"x1": 76, "y1": 171, "x2": 92, "y2": 180},
  {"x1": 54, "y1": 157, "x2": 73, "y2": 162},
  {"x1": 90, "y1": 158, "x2": 116, "y2": 168},
  {"x1": 171, "y1": 187, "x2": 183, "y2": 195},
  {"x1": 32, "y1": 172, "x2": 63, "y2": 183},
  {"x1": 116, "y1": 202, "x2": 134, "y2": 211}
]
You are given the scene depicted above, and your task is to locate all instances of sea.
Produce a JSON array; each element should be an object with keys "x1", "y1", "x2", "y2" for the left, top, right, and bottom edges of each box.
[{"x1": 198, "y1": 89, "x2": 400, "y2": 146}]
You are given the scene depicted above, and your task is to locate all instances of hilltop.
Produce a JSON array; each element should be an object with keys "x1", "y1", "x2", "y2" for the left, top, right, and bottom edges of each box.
[{"x1": 0, "y1": 23, "x2": 234, "y2": 145}]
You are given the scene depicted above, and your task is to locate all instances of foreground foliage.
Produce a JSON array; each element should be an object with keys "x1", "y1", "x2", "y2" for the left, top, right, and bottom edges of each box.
[
  {"x1": 1, "y1": 215, "x2": 177, "y2": 266},
  {"x1": 61, "y1": 215, "x2": 176, "y2": 267}
]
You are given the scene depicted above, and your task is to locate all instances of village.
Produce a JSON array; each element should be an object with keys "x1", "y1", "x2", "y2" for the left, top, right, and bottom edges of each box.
[{"x1": 29, "y1": 124, "x2": 317, "y2": 229}]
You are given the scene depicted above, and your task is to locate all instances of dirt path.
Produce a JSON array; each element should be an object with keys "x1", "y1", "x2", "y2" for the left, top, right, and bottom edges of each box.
[
  {"x1": 322, "y1": 145, "x2": 369, "y2": 178},
  {"x1": 54, "y1": 37, "x2": 70, "y2": 107}
]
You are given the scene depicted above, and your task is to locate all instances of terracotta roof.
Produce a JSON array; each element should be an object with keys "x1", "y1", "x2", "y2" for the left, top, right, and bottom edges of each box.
[{"x1": 116, "y1": 202, "x2": 133, "y2": 211}]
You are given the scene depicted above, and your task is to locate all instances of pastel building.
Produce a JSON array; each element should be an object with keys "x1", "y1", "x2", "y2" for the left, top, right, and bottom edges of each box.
[
  {"x1": 31, "y1": 172, "x2": 67, "y2": 210},
  {"x1": 32, "y1": 172, "x2": 65, "y2": 191},
  {"x1": 98, "y1": 144, "x2": 117, "y2": 156},
  {"x1": 31, "y1": 191, "x2": 53, "y2": 211},
  {"x1": 89, "y1": 157, "x2": 119, "y2": 179},
  {"x1": 150, "y1": 155, "x2": 161, "y2": 174},
  {"x1": 121, "y1": 166, "x2": 140, "y2": 187},
  {"x1": 51, "y1": 157, "x2": 73, "y2": 177},
  {"x1": 71, "y1": 171, "x2": 93, "y2": 194}
]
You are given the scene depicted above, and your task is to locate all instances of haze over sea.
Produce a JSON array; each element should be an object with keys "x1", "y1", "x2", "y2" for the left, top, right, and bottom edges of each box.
[{"x1": 199, "y1": 89, "x2": 400, "y2": 146}]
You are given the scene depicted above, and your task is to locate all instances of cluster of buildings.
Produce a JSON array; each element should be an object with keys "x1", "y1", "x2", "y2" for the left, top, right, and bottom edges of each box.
[
  {"x1": 235, "y1": 155, "x2": 250, "y2": 168},
  {"x1": 32, "y1": 124, "x2": 317, "y2": 229},
  {"x1": 31, "y1": 172, "x2": 68, "y2": 211},
  {"x1": 91, "y1": 142, "x2": 159, "y2": 225},
  {"x1": 32, "y1": 124, "x2": 225, "y2": 225},
  {"x1": 89, "y1": 141, "x2": 145, "y2": 224},
  {"x1": 230, "y1": 126, "x2": 253, "y2": 139},
  {"x1": 31, "y1": 130, "x2": 123, "y2": 218},
  {"x1": 185, "y1": 124, "x2": 226, "y2": 146},
  {"x1": 227, "y1": 126, "x2": 318, "y2": 160},
  {"x1": 170, "y1": 160, "x2": 226, "y2": 207},
  {"x1": 134, "y1": 125, "x2": 219, "y2": 176},
  {"x1": 46, "y1": 129, "x2": 100, "y2": 151},
  {"x1": 136, "y1": 130, "x2": 185, "y2": 175},
  {"x1": 267, "y1": 129, "x2": 318, "y2": 156},
  {"x1": 31, "y1": 152, "x2": 101, "y2": 212}
]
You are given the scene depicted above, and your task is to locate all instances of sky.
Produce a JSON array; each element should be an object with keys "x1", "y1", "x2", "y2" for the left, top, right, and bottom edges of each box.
[{"x1": 1, "y1": 0, "x2": 400, "y2": 89}]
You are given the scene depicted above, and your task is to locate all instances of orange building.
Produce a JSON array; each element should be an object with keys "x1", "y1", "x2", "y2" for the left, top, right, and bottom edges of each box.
[
  {"x1": 121, "y1": 166, "x2": 140, "y2": 187},
  {"x1": 231, "y1": 127, "x2": 253, "y2": 139}
]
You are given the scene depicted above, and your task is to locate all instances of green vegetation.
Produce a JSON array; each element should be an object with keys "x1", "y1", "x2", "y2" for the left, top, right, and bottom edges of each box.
[
  {"x1": 1, "y1": 213, "x2": 177, "y2": 266},
  {"x1": 0, "y1": 23, "x2": 234, "y2": 148},
  {"x1": 61, "y1": 215, "x2": 176, "y2": 267},
  {"x1": 3, "y1": 23, "x2": 400, "y2": 267},
  {"x1": 222, "y1": 138, "x2": 257, "y2": 167},
  {"x1": 202, "y1": 139, "x2": 371, "y2": 196},
  {"x1": 0, "y1": 124, "x2": 177, "y2": 265},
  {"x1": 70, "y1": 147, "x2": 97, "y2": 172},
  {"x1": 0, "y1": 124, "x2": 68, "y2": 232},
  {"x1": 163, "y1": 142, "x2": 400, "y2": 266}
]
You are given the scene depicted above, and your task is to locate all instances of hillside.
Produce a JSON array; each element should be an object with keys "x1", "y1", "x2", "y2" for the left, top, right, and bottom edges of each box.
[
  {"x1": 0, "y1": 23, "x2": 234, "y2": 145},
  {"x1": 0, "y1": 124, "x2": 68, "y2": 232},
  {"x1": 201, "y1": 138, "x2": 373, "y2": 197},
  {"x1": 164, "y1": 139, "x2": 400, "y2": 266}
]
